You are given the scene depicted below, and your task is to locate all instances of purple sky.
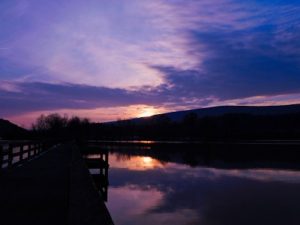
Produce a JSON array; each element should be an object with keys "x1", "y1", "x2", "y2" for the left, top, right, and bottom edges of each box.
[{"x1": 1, "y1": 0, "x2": 300, "y2": 127}]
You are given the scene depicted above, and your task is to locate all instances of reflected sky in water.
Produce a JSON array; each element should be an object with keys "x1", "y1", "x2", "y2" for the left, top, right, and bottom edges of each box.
[
  {"x1": 104, "y1": 151, "x2": 300, "y2": 225},
  {"x1": 109, "y1": 154, "x2": 166, "y2": 171}
]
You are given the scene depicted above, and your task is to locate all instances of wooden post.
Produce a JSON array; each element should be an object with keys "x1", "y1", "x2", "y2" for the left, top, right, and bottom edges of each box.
[
  {"x1": 35, "y1": 142, "x2": 40, "y2": 156},
  {"x1": 0, "y1": 144, "x2": 3, "y2": 172},
  {"x1": 106, "y1": 151, "x2": 109, "y2": 164},
  {"x1": 37, "y1": 143, "x2": 40, "y2": 155},
  {"x1": 20, "y1": 144, "x2": 24, "y2": 162},
  {"x1": 39, "y1": 142, "x2": 41, "y2": 154},
  {"x1": 41, "y1": 142, "x2": 45, "y2": 154},
  {"x1": 8, "y1": 144, "x2": 13, "y2": 167},
  {"x1": 28, "y1": 144, "x2": 32, "y2": 159},
  {"x1": 34, "y1": 143, "x2": 38, "y2": 155},
  {"x1": 104, "y1": 150, "x2": 109, "y2": 180}
]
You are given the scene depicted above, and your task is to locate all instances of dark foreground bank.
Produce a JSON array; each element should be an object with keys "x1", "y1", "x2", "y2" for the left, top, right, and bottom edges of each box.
[{"x1": 0, "y1": 143, "x2": 114, "y2": 225}]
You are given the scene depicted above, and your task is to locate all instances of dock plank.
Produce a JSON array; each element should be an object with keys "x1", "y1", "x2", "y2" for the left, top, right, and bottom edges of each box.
[{"x1": 0, "y1": 143, "x2": 113, "y2": 225}]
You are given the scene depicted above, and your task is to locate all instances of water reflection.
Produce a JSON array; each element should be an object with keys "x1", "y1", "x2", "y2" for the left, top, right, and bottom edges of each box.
[
  {"x1": 110, "y1": 154, "x2": 165, "y2": 171},
  {"x1": 84, "y1": 145, "x2": 300, "y2": 225}
]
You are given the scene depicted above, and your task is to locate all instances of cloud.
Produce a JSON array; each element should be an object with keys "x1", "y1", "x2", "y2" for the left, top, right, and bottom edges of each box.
[
  {"x1": 0, "y1": 81, "x2": 162, "y2": 117},
  {"x1": 1, "y1": 0, "x2": 300, "y2": 124},
  {"x1": 0, "y1": 0, "x2": 198, "y2": 88},
  {"x1": 2, "y1": 77, "x2": 300, "y2": 121},
  {"x1": 151, "y1": 0, "x2": 300, "y2": 102}
]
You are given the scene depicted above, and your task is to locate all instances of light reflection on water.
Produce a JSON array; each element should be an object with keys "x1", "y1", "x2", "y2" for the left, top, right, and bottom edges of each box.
[
  {"x1": 87, "y1": 148, "x2": 300, "y2": 225},
  {"x1": 110, "y1": 154, "x2": 166, "y2": 171}
]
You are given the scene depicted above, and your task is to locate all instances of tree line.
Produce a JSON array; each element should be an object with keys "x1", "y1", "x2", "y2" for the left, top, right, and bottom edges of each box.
[
  {"x1": 31, "y1": 114, "x2": 90, "y2": 140},
  {"x1": 31, "y1": 112, "x2": 300, "y2": 141}
]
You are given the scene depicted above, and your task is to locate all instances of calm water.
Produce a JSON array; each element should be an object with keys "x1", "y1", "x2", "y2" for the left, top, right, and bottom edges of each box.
[{"x1": 85, "y1": 144, "x2": 300, "y2": 225}]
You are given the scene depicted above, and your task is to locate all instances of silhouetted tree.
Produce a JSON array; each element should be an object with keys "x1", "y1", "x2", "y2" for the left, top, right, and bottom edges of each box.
[{"x1": 31, "y1": 114, "x2": 90, "y2": 140}]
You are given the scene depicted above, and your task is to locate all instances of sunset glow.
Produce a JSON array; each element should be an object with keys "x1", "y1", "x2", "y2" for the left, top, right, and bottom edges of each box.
[{"x1": 137, "y1": 108, "x2": 157, "y2": 118}]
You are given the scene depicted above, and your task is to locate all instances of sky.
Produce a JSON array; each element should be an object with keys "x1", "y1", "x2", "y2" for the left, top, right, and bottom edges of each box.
[{"x1": 1, "y1": 0, "x2": 300, "y2": 127}]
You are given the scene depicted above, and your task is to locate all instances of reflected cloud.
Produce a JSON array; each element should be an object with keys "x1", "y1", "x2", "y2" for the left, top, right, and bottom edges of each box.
[
  {"x1": 106, "y1": 149, "x2": 300, "y2": 225},
  {"x1": 106, "y1": 185, "x2": 163, "y2": 224},
  {"x1": 180, "y1": 167, "x2": 300, "y2": 184},
  {"x1": 107, "y1": 185, "x2": 200, "y2": 225}
]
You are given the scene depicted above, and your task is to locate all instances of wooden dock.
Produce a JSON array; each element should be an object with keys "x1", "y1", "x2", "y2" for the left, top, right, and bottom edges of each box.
[{"x1": 0, "y1": 142, "x2": 114, "y2": 225}]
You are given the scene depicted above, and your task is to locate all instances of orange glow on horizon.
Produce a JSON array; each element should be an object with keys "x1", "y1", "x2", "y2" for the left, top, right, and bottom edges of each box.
[
  {"x1": 7, "y1": 104, "x2": 167, "y2": 128},
  {"x1": 8, "y1": 92, "x2": 300, "y2": 128},
  {"x1": 136, "y1": 105, "x2": 165, "y2": 118},
  {"x1": 138, "y1": 108, "x2": 156, "y2": 118}
]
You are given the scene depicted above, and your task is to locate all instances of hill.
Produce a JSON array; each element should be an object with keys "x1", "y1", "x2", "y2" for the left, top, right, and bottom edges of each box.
[
  {"x1": 121, "y1": 104, "x2": 300, "y2": 124},
  {"x1": 95, "y1": 104, "x2": 300, "y2": 140},
  {"x1": 0, "y1": 119, "x2": 28, "y2": 140}
]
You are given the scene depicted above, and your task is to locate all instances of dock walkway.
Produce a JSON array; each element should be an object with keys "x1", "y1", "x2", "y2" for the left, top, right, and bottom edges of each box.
[{"x1": 0, "y1": 143, "x2": 114, "y2": 225}]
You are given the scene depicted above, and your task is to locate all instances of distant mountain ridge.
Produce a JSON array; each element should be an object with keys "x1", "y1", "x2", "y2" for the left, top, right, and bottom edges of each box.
[
  {"x1": 96, "y1": 104, "x2": 300, "y2": 140},
  {"x1": 0, "y1": 119, "x2": 28, "y2": 139},
  {"x1": 161, "y1": 104, "x2": 300, "y2": 121},
  {"x1": 114, "y1": 104, "x2": 300, "y2": 123}
]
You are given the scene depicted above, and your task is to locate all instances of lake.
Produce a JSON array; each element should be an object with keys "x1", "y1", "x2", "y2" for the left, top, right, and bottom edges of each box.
[{"x1": 83, "y1": 142, "x2": 300, "y2": 225}]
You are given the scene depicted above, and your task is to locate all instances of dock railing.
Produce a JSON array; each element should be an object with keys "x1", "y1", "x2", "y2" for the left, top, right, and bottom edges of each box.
[{"x1": 0, "y1": 140, "x2": 57, "y2": 170}]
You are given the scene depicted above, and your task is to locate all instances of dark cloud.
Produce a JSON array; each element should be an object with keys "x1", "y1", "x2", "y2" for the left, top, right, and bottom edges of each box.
[
  {"x1": 153, "y1": 22, "x2": 300, "y2": 101},
  {"x1": 0, "y1": 82, "x2": 163, "y2": 116}
]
